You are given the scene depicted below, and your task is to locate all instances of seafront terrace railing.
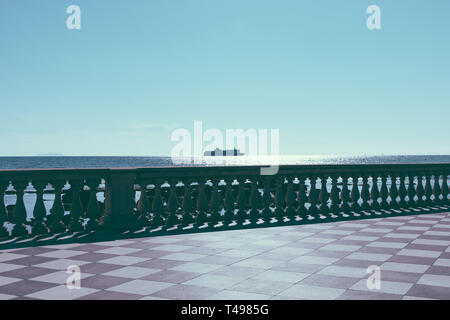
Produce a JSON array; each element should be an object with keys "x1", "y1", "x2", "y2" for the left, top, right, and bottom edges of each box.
[{"x1": 0, "y1": 164, "x2": 449, "y2": 242}]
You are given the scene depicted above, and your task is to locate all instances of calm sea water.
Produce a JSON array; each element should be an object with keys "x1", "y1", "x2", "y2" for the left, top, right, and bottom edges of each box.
[{"x1": 0, "y1": 155, "x2": 449, "y2": 169}]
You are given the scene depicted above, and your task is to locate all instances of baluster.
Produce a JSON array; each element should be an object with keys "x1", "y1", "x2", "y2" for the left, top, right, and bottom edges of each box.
[
  {"x1": 274, "y1": 177, "x2": 286, "y2": 223},
  {"x1": 398, "y1": 175, "x2": 408, "y2": 208},
  {"x1": 85, "y1": 179, "x2": 101, "y2": 231},
  {"x1": 181, "y1": 179, "x2": 194, "y2": 226},
  {"x1": 12, "y1": 181, "x2": 29, "y2": 237},
  {"x1": 151, "y1": 182, "x2": 165, "y2": 227},
  {"x1": 249, "y1": 178, "x2": 261, "y2": 224},
  {"x1": 424, "y1": 174, "x2": 433, "y2": 205},
  {"x1": 442, "y1": 174, "x2": 449, "y2": 205},
  {"x1": 297, "y1": 176, "x2": 308, "y2": 219},
  {"x1": 0, "y1": 181, "x2": 9, "y2": 237},
  {"x1": 379, "y1": 175, "x2": 389, "y2": 209},
  {"x1": 285, "y1": 176, "x2": 297, "y2": 221},
  {"x1": 319, "y1": 176, "x2": 329, "y2": 217},
  {"x1": 68, "y1": 179, "x2": 84, "y2": 232},
  {"x1": 415, "y1": 174, "x2": 425, "y2": 206},
  {"x1": 80, "y1": 187, "x2": 90, "y2": 218},
  {"x1": 260, "y1": 177, "x2": 272, "y2": 223},
  {"x1": 351, "y1": 176, "x2": 361, "y2": 213},
  {"x1": 166, "y1": 180, "x2": 180, "y2": 228},
  {"x1": 236, "y1": 178, "x2": 248, "y2": 225},
  {"x1": 408, "y1": 174, "x2": 417, "y2": 207},
  {"x1": 32, "y1": 181, "x2": 49, "y2": 235},
  {"x1": 308, "y1": 176, "x2": 319, "y2": 217},
  {"x1": 340, "y1": 175, "x2": 351, "y2": 213},
  {"x1": 209, "y1": 178, "x2": 222, "y2": 226},
  {"x1": 370, "y1": 175, "x2": 380, "y2": 211},
  {"x1": 136, "y1": 181, "x2": 150, "y2": 227},
  {"x1": 360, "y1": 175, "x2": 371, "y2": 211},
  {"x1": 390, "y1": 175, "x2": 399, "y2": 208},
  {"x1": 433, "y1": 173, "x2": 442, "y2": 205},
  {"x1": 223, "y1": 178, "x2": 235, "y2": 226},
  {"x1": 329, "y1": 175, "x2": 340, "y2": 215},
  {"x1": 49, "y1": 181, "x2": 66, "y2": 233},
  {"x1": 196, "y1": 179, "x2": 209, "y2": 227}
]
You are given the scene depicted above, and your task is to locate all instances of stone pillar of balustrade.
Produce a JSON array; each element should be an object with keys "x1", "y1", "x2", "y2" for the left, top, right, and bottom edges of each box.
[
  {"x1": 340, "y1": 175, "x2": 350, "y2": 213},
  {"x1": 285, "y1": 176, "x2": 297, "y2": 221},
  {"x1": 223, "y1": 177, "x2": 236, "y2": 226},
  {"x1": 166, "y1": 180, "x2": 180, "y2": 228},
  {"x1": 390, "y1": 175, "x2": 399, "y2": 208},
  {"x1": 360, "y1": 175, "x2": 371, "y2": 212},
  {"x1": 442, "y1": 174, "x2": 449, "y2": 204},
  {"x1": 424, "y1": 174, "x2": 433, "y2": 205},
  {"x1": 12, "y1": 181, "x2": 29, "y2": 237},
  {"x1": 319, "y1": 176, "x2": 329, "y2": 217},
  {"x1": 68, "y1": 179, "x2": 85, "y2": 232},
  {"x1": 32, "y1": 181, "x2": 49, "y2": 235},
  {"x1": 0, "y1": 181, "x2": 9, "y2": 237},
  {"x1": 370, "y1": 174, "x2": 381, "y2": 211},
  {"x1": 209, "y1": 178, "x2": 222, "y2": 226},
  {"x1": 248, "y1": 178, "x2": 261, "y2": 223},
  {"x1": 85, "y1": 179, "x2": 101, "y2": 231},
  {"x1": 274, "y1": 177, "x2": 286, "y2": 223},
  {"x1": 407, "y1": 174, "x2": 416, "y2": 207},
  {"x1": 151, "y1": 180, "x2": 165, "y2": 228},
  {"x1": 136, "y1": 180, "x2": 150, "y2": 228},
  {"x1": 415, "y1": 174, "x2": 425, "y2": 206},
  {"x1": 329, "y1": 175, "x2": 340, "y2": 215},
  {"x1": 433, "y1": 173, "x2": 442, "y2": 205},
  {"x1": 379, "y1": 175, "x2": 389, "y2": 209},
  {"x1": 297, "y1": 176, "x2": 308, "y2": 219},
  {"x1": 99, "y1": 171, "x2": 139, "y2": 233},
  {"x1": 398, "y1": 174, "x2": 408, "y2": 208},
  {"x1": 351, "y1": 176, "x2": 361, "y2": 213},
  {"x1": 49, "y1": 180, "x2": 66, "y2": 234},
  {"x1": 236, "y1": 178, "x2": 249, "y2": 225},
  {"x1": 195, "y1": 179, "x2": 209, "y2": 227},
  {"x1": 261, "y1": 177, "x2": 273, "y2": 223},
  {"x1": 308, "y1": 176, "x2": 319, "y2": 217},
  {"x1": 181, "y1": 179, "x2": 194, "y2": 226}
]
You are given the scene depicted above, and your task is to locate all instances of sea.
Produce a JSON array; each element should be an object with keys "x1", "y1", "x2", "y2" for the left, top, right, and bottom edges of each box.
[{"x1": 1, "y1": 155, "x2": 450, "y2": 169}]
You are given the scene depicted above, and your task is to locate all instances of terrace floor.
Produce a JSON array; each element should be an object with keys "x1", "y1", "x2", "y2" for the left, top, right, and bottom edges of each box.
[{"x1": 0, "y1": 212, "x2": 450, "y2": 300}]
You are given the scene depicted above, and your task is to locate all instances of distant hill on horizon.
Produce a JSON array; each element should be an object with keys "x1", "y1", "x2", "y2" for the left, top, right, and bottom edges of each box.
[{"x1": 36, "y1": 153, "x2": 65, "y2": 157}]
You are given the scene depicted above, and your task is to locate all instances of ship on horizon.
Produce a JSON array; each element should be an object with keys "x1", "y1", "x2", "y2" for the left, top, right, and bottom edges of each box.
[{"x1": 203, "y1": 148, "x2": 244, "y2": 156}]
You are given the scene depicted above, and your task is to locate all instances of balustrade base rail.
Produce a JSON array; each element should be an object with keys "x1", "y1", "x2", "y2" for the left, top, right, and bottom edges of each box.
[
  {"x1": 1, "y1": 203, "x2": 449, "y2": 250},
  {"x1": 0, "y1": 164, "x2": 449, "y2": 249}
]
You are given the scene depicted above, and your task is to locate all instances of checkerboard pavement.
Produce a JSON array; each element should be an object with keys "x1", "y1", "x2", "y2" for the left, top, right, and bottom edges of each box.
[{"x1": 1, "y1": 212, "x2": 450, "y2": 300}]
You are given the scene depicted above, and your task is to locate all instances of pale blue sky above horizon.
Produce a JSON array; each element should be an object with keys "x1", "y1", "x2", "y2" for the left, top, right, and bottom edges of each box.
[{"x1": 0, "y1": 0, "x2": 449, "y2": 156}]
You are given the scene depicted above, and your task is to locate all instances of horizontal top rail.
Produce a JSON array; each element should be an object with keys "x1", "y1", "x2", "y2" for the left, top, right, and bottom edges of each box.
[
  {"x1": 135, "y1": 163, "x2": 450, "y2": 178},
  {"x1": 0, "y1": 168, "x2": 109, "y2": 181},
  {"x1": 0, "y1": 163, "x2": 449, "y2": 181}
]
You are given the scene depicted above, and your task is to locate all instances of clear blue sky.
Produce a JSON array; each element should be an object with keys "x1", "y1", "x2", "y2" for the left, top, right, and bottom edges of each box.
[{"x1": 1, "y1": 0, "x2": 449, "y2": 156}]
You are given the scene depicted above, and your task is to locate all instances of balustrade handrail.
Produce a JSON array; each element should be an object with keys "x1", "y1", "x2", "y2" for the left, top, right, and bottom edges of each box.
[
  {"x1": 135, "y1": 163, "x2": 450, "y2": 179},
  {"x1": 2, "y1": 162, "x2": 449, "y2": 178},
  {"x1": 0, "y1": 168, "x2": 109, "y2": 181},
  {"x1": 0, "y1": 163, "x2": 449, "y2": 243}
]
